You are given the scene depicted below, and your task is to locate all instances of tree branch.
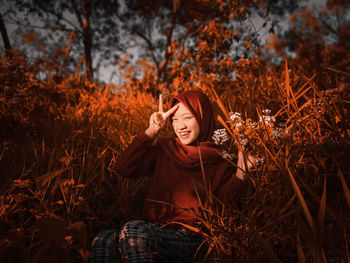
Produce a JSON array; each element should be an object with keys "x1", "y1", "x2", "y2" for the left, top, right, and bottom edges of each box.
[
  {"x1": 70, "y1": 0, "x2": 84, "y2": 29},
  {"x1": 114, "y1": 12, "x2": 159, "y2": 68},
  {"x1": 321, "y1": 19, "x2": 339, "y2": 39},
  {"x1": 157, "y1": 11, "x2": 177, "y2": 81}
]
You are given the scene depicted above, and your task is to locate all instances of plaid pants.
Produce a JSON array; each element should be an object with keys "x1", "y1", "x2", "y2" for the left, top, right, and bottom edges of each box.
[{"x1": 90, "y1": 220, "x2": 207, "y2": 263}]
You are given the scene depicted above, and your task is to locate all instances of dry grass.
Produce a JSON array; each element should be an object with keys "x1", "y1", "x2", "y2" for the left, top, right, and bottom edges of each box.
[
  {"x1": 195, "y1": 61, "x2": 350, "y2": 262},
  {"x1": 0, "y1": 49, "x2": 349, "y2": 262}
]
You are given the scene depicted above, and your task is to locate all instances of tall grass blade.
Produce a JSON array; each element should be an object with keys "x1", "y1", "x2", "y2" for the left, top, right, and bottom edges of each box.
[
  {"x1": 286, "y1": 167, "x2": 316, "y2": 235},
  {"x1": 197, "y1": 143, "x2": 213, "y2": 208},
  {"x1": 217, "y1": 115, "x2": 235, "y2": 138},
  {"x1": 279, "y1": 195, "x2": 296, "y2": 216},
  {"x1": 255, "y1": 229, "x2": 282, "y2": 263},
  {"x1": 208, "y1": 85, "x2": 230, "y2": 120},
  {"x1": 285, "y1": 60, "x2": 291, "y2": 108},
  {"x1": 191, "y1": 180, "x2": 210, "y2": 224},
  {"x1": 297, "y1": 231, "x2": 306, "y2": 263},
  {"x1": 317, "y1": 176, "x2": 327, "y2": 245},
  {"x1": 344, "y1": 228, "x2": 349, "y2": 263},
  {"x1": 323, "y1": 66, "x2": 350, "y2": 77},
  {"x1": 336, "y1": 161, "x2": 350, "y2": 209},
  {"x1": 286, "y1": 98, "x2": 313, "y2": 124},
  {"x1": 317, "y1": 176, "x2": 327, "y2": 263},
  {"x1": 163, "y1": 221, "x2": 203, "y2": 234},
  {"x1": 297, "y1": 174, "x2": 344, "y2": 221},
  {"x1": 294, "y1": 74, "x2": 316, "y2": 99}
]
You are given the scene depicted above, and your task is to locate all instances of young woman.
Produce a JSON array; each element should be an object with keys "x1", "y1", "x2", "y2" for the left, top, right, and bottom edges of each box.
[{"x1": 90, "y1": 90, "x2": 252, "y2": 263}]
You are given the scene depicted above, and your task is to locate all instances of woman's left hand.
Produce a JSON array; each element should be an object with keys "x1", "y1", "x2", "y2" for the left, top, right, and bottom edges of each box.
[{"x1": 236, "y1": 150, "x2": 255, "y2": 181}]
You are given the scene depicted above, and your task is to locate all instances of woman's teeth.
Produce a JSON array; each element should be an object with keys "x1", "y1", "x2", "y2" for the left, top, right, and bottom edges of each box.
[{"x1": 179, "y1": 131, "x2": 190, "y2": 136}]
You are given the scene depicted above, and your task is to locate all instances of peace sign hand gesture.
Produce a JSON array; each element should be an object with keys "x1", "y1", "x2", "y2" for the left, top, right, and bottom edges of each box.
[{"x1": 145, "y1": 95, "x2": 179, "y2": 139}]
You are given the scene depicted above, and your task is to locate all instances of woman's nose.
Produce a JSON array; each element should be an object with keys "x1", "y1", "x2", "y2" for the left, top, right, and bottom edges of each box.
[{"x1": 177, "y1": 121, "x2": 187, "y2": 129}]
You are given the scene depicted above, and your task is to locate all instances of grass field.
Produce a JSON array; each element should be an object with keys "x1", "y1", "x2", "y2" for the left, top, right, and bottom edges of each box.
[{"x1": 0, "y1": 49, "x2": 349, "y2": 262}]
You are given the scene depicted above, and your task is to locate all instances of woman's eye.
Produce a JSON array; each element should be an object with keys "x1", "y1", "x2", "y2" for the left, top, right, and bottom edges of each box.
[{"x1": 184, "y1": 116, "x2": 192, "y2": 120}]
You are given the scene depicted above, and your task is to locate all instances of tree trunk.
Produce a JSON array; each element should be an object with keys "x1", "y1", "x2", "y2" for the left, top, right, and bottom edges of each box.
[
  {"x1": 71, "y1": 0, "x2": 93, "y2": 82},
  {"x1": 82, "y1": 0, "x2": 93, "y2": 82},
  {"x1": 0, "y1": 13, "x2": 11, "y2": 57}
]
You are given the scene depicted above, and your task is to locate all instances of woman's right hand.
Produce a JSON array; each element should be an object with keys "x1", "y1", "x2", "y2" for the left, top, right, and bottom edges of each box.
[{"x1": 145, "y1": 104, "x2": 179, "y2": 139}]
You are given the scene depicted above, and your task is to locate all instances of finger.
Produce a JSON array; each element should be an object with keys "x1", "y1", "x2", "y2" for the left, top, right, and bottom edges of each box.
[
  {"x1": 159, "y1": 94, "x2": 164, "y2": 113},
  {"x1": 151, "y1": 113, "x2": 159, "y2": 123},
  {"x1": 150, "y1": 112, "x2": 164, "y2": 127},
  {"x1": 162, "y1": 104, "x2": 179, "y2": 119}
]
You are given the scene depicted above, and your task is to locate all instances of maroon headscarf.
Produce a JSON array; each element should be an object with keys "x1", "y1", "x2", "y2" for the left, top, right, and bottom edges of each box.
[
  {"x1": 169, "y1": 90, "x2": 216, "y2": 142},
  {"x1": 161, "y1": 90, "x2": 224, "y2": 168}
]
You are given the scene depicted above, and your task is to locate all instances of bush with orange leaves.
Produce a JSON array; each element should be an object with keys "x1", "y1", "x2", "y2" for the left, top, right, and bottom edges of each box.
[{"x1": 0, "y1": 50, "x2": 156, "y2": 262}]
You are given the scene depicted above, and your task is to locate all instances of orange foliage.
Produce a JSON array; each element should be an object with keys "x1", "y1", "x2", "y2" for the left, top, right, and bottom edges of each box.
[
  {"x1": 1, "y1": 4, "x2": 350, "y2": 260},
  {"x1": 0, "y1": 50, "x2": 156, "y2": 262}
]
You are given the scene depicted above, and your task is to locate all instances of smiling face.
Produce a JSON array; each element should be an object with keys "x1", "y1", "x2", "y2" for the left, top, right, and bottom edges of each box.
[{"x1": 172, "y1": 103, "x2": 200, "y2": 145}]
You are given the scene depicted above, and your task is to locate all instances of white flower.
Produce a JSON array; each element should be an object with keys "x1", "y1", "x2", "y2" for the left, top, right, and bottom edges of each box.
[
  {"x1": 222, "y1": 151, "x2": 233, "y2": 160},
  {"x1": 262, "y1": 109, "x2": 271, "y2": 115},
  {"x1": 271, "y1": 129, "x2": 281, "y2": 139},
  {"x1": 212, "y1": 128, "x2": 229, "y2": 145},
  {"x1": 235, "y1": 133, "x2": 248, "y2": 146},
  {"x1": 230, "y1": 112, "x2": 242, "y2": 121},
  {"x1": 259, "y1": 114, "x2": 275, "y2": 127},
  {"x1": 254, "y1": 157, "x2": 265, "y2": 166},
  {"x1": 235, "y1": 122, "x2": 243, "y2": 129},
  {"x1": 316, "y1": 101, "x2": 325, "y2": 113},
  {"x1": 246, "y1": 119, "x2": 257, "y2": 129},
  {"x1": 259, "y1": 115, "x2": 275, "y2": 123},
  {"x1": 240, "y1": 138, "x2": 248, "y2": 146}
]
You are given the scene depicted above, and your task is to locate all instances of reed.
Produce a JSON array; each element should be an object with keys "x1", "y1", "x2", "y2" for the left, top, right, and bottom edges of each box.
[{"x1": 198, "y1": 60, "x2": 350, "y2": 262}]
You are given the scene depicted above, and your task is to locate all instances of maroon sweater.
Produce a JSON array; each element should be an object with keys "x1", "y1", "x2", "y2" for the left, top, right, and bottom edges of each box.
[{"x1": 116, "y1": 132, "x2": 245, "y2": 226}]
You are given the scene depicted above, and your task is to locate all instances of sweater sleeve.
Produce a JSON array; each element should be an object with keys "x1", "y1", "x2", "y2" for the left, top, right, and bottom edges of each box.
[{"x1": 116, "y1": 132, "x2": 158, "y2": 178}]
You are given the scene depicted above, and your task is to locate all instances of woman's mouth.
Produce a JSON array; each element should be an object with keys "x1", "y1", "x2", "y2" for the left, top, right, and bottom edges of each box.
[{"x1": 179, "y1": 131, "x2": 190, "y2": 138}]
